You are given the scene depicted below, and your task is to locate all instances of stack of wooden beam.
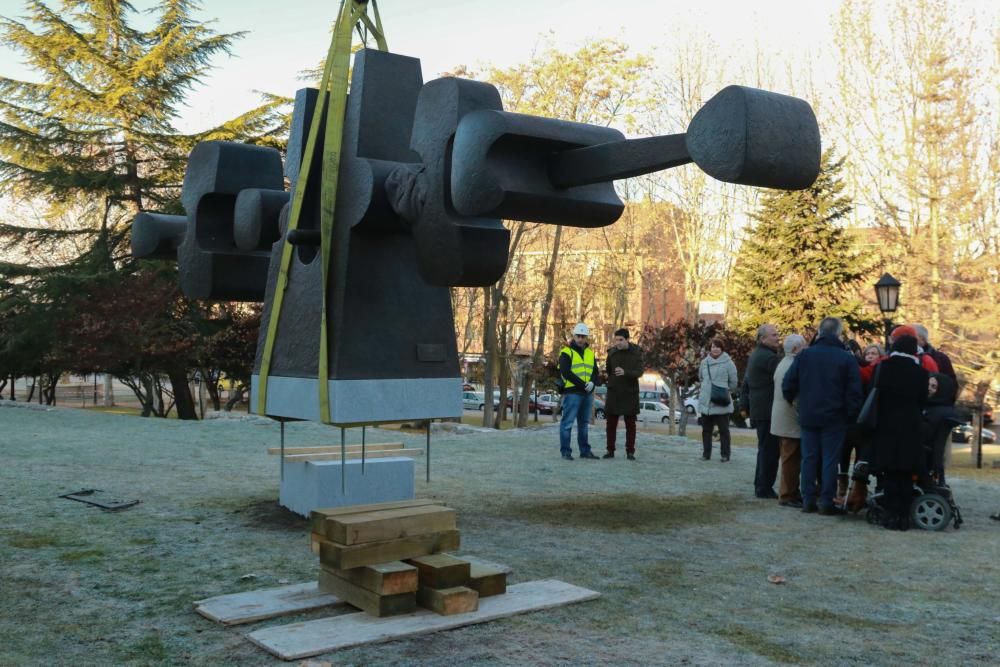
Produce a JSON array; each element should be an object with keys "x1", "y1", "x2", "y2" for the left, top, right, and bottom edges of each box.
[
  {"x1": 267, "y1": 441, "x2": 423, "y2": 462},
  {"x1": 310, "y1": 500, "x2": 508, "y2": 617}
]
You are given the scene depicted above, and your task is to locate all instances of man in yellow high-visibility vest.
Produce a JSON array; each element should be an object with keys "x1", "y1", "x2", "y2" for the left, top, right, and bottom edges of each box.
[{"x1": 559, "y1": 322, "x2": 600, "y2": 460}]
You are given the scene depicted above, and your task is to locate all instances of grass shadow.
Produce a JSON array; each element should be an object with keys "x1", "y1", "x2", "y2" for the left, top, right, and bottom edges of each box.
[
  {"x1": 794, "y1": 607, "x2": 902, "y2": 631},
  {"x1": 712, "y1": 626, "x2": 801, "y2": 663},
  {"x1": 58, "y1": 549, "x2": 106, "y2": 563},
  {"x1": 6, "y1": 532, "x2": 74, "y2": 549},
  {"x1": 498, "y1": 492, "x2": 745, "y2": 533},
  {"x1": 211, "y1": 496, "x2": 309, "y2": 531}
]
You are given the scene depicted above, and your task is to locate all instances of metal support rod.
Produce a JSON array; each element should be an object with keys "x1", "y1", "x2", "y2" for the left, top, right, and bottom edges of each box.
[
  {"x1": 340, "y1": 427, "x2": 346, "y2": 494},
  {"x1": 548, "y1": 133, "x2": 691, "y2": 189},
  {"x1": 426, "y1": 423, "x2": 431, "y2": 483},
  {"x1": 883, "y1": 318, "x2": 893, "y2": 353},
  {"x1": 362, "y1": 426, "x2": 366, "y2": 475},
  {"x1": 976, "y1": 405, "x2": 984, "y2": 470},
  {"x1": 280, "y1": 419, "x2": 285, "y2": 482}
]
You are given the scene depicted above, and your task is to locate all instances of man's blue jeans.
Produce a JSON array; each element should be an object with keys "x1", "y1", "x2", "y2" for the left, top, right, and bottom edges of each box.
[
  {"x1": 560, "y1": 392, "x2": 593, "y2": 457},
  {"x1": 800, "y1": 424, "x2": 846, "y2": 508}
]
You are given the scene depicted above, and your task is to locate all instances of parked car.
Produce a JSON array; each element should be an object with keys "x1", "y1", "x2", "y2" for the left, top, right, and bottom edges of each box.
[
  {"x1": 594, "y1": 397, "x2": 605, "y2": 419},
  {"x1": 491, "y1": 390, "x2": 514, "y2": 409},
  {"x1": 461, "y1": 391, "x2": 485, "y2": 410},
  {"x1": 951, "y1": 424, "x2": 997, "y2": 444},
  {"x1": 639, "y1": 390, "x2": 668, "y2": 403},
  {"x1": 532, "y1": 393, "x2": 560, "y2": 415},
  {"x1": 638, "y1": 400, "x2": 676, "y2": 423}
]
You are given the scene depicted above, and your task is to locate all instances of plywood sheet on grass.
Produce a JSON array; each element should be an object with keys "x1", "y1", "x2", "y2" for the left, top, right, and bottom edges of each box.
[
  {"x1": 194, "y1": 583, "x2": 343, "y2": 626},
  {"x1": 246, "y1": 579, "x2": 600, "y2": 660}
]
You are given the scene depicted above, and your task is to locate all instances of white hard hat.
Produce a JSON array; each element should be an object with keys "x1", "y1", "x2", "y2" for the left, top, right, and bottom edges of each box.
[{"x1": 572, "y1": 322, "x2": 590, "y2": 336}]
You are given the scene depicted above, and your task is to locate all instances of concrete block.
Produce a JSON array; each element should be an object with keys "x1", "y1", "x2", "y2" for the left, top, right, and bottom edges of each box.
[{"x1": 280, "y1": 457, "x2": 415, "y2": 517}]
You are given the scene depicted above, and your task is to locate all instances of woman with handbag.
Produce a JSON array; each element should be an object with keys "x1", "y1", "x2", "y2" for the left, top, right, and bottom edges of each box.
[{"x1": 697, "y1": 338, "x2": 739, "y2": 461}]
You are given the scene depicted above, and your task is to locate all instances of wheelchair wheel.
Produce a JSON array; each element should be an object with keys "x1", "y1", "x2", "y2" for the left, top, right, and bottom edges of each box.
[{"x1": 911, "y1": 493, "x2": 952, "y2": 531}]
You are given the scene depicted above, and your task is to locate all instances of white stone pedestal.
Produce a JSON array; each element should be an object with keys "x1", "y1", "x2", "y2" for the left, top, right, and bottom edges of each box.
[{"x1": 279, "y1": 457, "x2": 415, "y2": 517}]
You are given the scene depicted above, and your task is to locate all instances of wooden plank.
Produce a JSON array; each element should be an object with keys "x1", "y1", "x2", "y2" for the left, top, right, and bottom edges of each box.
[
  {"x1": 267, "y1": 442, "x2": 404, "y2": 455},
  {"x1": 466, "y1": 563, "x2": 507, "y2": 598},
  {"x1": 284, "y1": 448, "x2": 424, "y2": 462},
  {"x1": 193, "y1": 583, "x2": 343, "y2": 626},
  {"x1": 309, "y1": 499, "x2": 445, "y2": 535},
  {"x1": 318, "y1": 569, "x2": 416, "y2": 618},
  {"x1": 417, "y1": 585, "x2": 478, "y2": 616},
  {"x1": 321, "y1": 562, "x2": 418, "y2": 596},
  {"x1": 318, "y1": 530, "x2": 460, "y2": 570},
  {"x1": 246, "y1": 579, "x2": 601, "y2": 660},
  {"x1": 405, "y1": 553, "x2": 470, "y2": 589},
  {"x1": 329, "y1": 505, "x2": 457, "y2": 545}
]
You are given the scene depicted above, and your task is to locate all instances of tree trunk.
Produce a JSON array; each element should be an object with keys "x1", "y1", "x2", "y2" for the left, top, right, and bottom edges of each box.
[
  {"x1": 493, "y1": 316, "x2": 510, "y2": 430},
  {"x1": 153, "y1": 377, "x2": 165, "y2": 417},
  {"x1": 518, "y1": 225, "x2": 563, "y2": 427},
  {"x1": 44, "y1": 375, "x2": 58, "y2": 406},
  {"x1": 140, "y1": 374, "x2": 155, "y2": 417},
  {"x1": 225, "y1": 384, "x2": 248, "y2": 411},
  {"x1": 169, "y1": 369, "x2": 198, "y2": 420},
  {"x1": 668, "y1": 379, "x2": 680, "y2": 436},
  {"x1": 26, "y1": 377, "x2": 36, "y2": 403},
  {"x1": 201, "y1": 368, "x2": 222, "y2": 411},
  {"x1": 674, "y1": 383, "x2": 689, "y2": 437},
  {"x1": 103, "y1": 374, "x2": 114, "y2": 406},
  {"x1": 482, "y1": 286, "x2": 498, "y2": 427}
]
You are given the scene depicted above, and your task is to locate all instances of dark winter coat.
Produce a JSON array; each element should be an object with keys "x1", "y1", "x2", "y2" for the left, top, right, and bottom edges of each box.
[
  {"x1": 870, "y1": 355, "x2": 930, "y2": 473},
  {"x1": 781, "y1": 335, "x2": 863, "y2": 428},
  {"x1": 743, "y1": 344, "x2": 781, "y2": 420},
  {"x1": 925, "y1": 345, "x2": 956, "y2": 380},
  {"x1": 604, "y1": 343, "x2": 643, "y2": 416}
]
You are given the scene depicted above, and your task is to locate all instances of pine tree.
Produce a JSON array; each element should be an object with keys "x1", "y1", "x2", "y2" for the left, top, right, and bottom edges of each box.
[
  {"x1": 730, "y1": 150, "x2": 876, "y2": 337},
  {"x1": 0, "y1": 0, "x2": 288, "y2": 416}
]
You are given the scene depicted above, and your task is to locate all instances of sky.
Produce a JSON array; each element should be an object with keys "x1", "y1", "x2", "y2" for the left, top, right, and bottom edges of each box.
[{"x1": 0, "y1": 0, "x2": 843, "y2": 134}]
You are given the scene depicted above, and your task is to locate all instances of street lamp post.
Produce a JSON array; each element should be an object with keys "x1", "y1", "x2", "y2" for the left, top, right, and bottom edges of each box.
[{"x1": 874, "y1": 273, "x2": 901, "y2": 351}]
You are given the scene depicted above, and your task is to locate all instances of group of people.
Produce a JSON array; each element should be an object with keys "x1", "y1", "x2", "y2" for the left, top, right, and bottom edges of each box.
[
  {"x1": 557, "y1": 323, "x2": 643, "y2": 461},
  {"x1": 555, "y1": 317, "x2": 961, "y2": 531},
  {"x1": 741, "y1": 317, "x2": 959, "y2": 530}
]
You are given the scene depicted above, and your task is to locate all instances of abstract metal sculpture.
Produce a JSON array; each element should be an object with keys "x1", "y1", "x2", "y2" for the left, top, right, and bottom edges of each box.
[{"x1": 133, "y1": 15, "x2": 820, "y2": 428}]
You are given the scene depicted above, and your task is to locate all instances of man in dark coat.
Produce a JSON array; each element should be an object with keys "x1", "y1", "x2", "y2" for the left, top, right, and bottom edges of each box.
[
  {"x1": 869, "y1": 335, "x2": 930, "y2": 530},
  {"x1": 782, "y1": 317, "x2": 863, "y2": 515},
  {"x1": 914, "y1": 324, "x2": 956, "y2": 380},
  {"x1": 603, "y1": 328, "x2": 643, "y2": 460},
  {"x1": 743, "y1": 323, "x2": 782, "y2": 498}
]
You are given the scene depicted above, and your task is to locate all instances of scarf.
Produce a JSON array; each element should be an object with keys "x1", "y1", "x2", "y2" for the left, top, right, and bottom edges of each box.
[{"x1": 890, "y1": 351, "x2": 919, "y2": 365}]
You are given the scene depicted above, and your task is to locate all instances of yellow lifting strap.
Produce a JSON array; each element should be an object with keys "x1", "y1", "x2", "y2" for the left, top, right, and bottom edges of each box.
[{"x1": 256, "y1": 0, "x2": 387, "y2": 422}]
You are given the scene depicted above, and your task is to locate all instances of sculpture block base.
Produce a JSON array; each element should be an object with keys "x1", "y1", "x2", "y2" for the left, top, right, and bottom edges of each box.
[
  {"x1": 251, "y1": 375, "x2": 462, "y2": 425},
  {"x1": 280, "y1": 457, "x2": 415, "y2": 517}
]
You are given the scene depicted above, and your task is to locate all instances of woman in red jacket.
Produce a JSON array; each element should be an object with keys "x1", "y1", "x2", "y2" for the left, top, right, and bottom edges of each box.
[{"x1": 860, "y1": 326, "x2": 938, "y2": 386}]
